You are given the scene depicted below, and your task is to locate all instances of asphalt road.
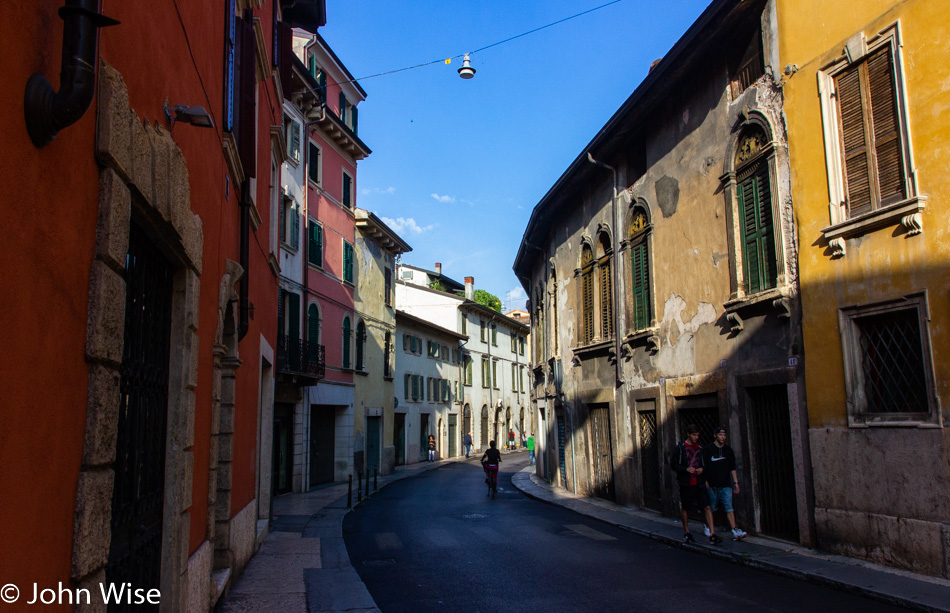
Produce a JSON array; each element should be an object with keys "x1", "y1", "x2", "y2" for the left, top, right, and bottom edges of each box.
[{"x1": 343, "y1": 455, "x2": 908, "y2": 613}]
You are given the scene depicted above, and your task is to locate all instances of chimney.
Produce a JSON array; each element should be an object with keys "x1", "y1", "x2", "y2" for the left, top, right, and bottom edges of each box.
[
  {"x1": 464, "y1": 276, "x2": 474, "y2": 300},
  {"x1": 435, "y1": 262, "x2": 442, "y2": 275}
]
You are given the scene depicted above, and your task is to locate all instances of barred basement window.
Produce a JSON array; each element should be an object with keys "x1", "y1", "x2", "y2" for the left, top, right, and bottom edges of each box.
[{"x1": 839, "y1": 293, "x2": 937, "y2": 426}]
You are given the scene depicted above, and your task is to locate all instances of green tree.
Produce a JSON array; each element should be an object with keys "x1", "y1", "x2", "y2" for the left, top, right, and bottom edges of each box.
[
  {"x1": 473, "y1": 289, "x2": 502, "y2": 312},
  {"x1": 428, "y1": 279, "x2": 447, "y2": 292}
]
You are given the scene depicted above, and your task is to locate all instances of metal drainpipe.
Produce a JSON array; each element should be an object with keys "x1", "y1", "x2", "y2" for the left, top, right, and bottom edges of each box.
[
  {"x1": 586, "y1": 153, "x2": 624, "y2": 387},
  {"x1": 25, "y1": 0, "x2": 119, "y2": 147},
  {"x1": 239, "y1": 180, "x2": 251, "y2": 340}
]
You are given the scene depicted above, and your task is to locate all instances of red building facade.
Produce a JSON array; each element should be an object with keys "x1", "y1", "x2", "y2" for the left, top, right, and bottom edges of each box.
[{"x1": 0, "y1": 0, "x2": 326, "y2": 609}]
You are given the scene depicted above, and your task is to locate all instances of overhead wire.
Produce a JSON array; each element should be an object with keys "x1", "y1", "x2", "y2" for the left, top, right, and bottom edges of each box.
[{"x1": 324, "y1": 0, "x2": 623, "y2": 88}]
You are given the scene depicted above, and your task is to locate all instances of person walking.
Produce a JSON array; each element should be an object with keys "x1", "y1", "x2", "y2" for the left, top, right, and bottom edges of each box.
[
  {"x1": 427, "y1": 434, "x2": 436, "y2": 462},
  {"x1": 527, "y1": 432, "x2": 535, "y2": 465},
  {"x1": 671, "y1": 424, "x2": 721, "y2": 544},
  {"x1": 702, "y1": 426, "x2": 747, "y2": 540},
  {"x1": 463, "y1": 431, "x2": 473, "y2": 458},
  {"x1": 508, "y1": 429, "x2": 515, "y2": 450}
]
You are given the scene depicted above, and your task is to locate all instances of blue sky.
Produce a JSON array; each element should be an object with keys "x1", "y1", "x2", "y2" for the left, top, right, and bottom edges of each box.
[{"x1": 321, "y1": 0, "x2": 712, "y2": 312}]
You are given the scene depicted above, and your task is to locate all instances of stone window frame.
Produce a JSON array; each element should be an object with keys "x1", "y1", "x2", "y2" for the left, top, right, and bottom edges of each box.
[
  {"x1": 838, "y1": 291, "x2": 939, "y2": 428},
  {"x1": 76, "y1": 62, "x2": 205, "y2": 610},
  {"x1": 720, "y1": 110, "x2": 791, "y2": 332},
  {"x1": 817, "y1": 21, "x2": 924, "y2": 256},
  {"x1": 620, "y1": 197, "x2": 659, "y2": 350}
]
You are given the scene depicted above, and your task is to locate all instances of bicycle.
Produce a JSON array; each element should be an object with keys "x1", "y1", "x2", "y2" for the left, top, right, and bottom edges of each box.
[{"x1": 483, "y1": 462, "x2": 499, "y2": 499}]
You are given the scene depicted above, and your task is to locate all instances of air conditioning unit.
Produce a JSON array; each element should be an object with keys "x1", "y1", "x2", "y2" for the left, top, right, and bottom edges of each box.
[{"x1": 401, "y1": 270, "x2": 413, "y2": 280}]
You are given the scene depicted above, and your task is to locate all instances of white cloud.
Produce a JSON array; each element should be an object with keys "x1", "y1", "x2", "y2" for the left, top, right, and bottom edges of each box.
[
  {"x1": 381, "y1": 216, "x2": 434, "y2": 235},
  {"x1": 505, "y1": 287, "x2": 527, "y2": 303},
  {"x1": 361, "y1": 186, "x2": 397, "y2": 195},
  {"x1": 430, "y1": 193, "x2": 455, "y2": 203}
]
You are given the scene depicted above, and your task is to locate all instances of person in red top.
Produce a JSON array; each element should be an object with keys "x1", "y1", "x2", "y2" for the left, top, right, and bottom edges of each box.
[{"x1": 671, "y1": 424, "x2": 721, "y2": 544}]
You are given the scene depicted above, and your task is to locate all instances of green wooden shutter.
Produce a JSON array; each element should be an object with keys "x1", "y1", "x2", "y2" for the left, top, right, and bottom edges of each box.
[
  {"x1": 290, "y1": 200, "x2": 300, "y2": 249},
  {"x1": 279, "y1": 197, "x2": 286, "y2": 243},
  {"x1": 308, "y1": 141, "x2": 320, "y2": 184},
  {"x1": 290, "y1": 119, "x2": 301, "y2": 162},
  {"x1": 308, "y1": 221, "x2": 322, "y2": 267},
  {"x1": 631, "y1": 242, "x2": 650, "y2": 330},
  {"x1": 404, "y1": 374, "x2": 410, "y2": 399},
  {"x1": 343, "y1": 242, "x2": 354, "y2": 283},
  {"x1": 411, "y1": 374, "x2": 419, "y2": 400},
  {"x1": 738, "y1": 164, "x2": 776, "y2": 294},
  {"x1": 339, "y1": 92, "x2": 347, "y2": 124},
  {"x1": 355, "y1": 321, "x2": 365, "y2": 370},
  {"x1": 342, "y1": 173, "x2": 352, "y2": 208},
  {"x1": 352, "y1": 106, "x2": 358, "y2": 135}
]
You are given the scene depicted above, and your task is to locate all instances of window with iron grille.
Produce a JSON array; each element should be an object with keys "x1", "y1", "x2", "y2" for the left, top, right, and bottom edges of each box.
[
  {"x1": 839, "y1": 293, "x2": 937, "y2": 425},
  {"x1": 817, "y1": 23, "x2": 920, "y2": 240}
]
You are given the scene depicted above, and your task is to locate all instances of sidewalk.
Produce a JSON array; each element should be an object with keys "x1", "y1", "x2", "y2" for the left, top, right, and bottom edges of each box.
[
  {"x1": 218, "y1": 453, "x2": 478, "y2": 613},
  {"x1": 510, "y1": 466, "x2": 950, "y2": 613}
]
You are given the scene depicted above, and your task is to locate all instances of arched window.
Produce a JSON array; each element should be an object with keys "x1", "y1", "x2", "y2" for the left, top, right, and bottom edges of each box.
[
  {"x1": 580, "y1": 243, "x2": 595, "y2": 344},
  {"x1": 383, "y1": 331, "x2": 392, "y2": 378},
  {"x1": 734, "y1": 125, "x2": 777, "y2": 294},
  {"x1": 307, "y1": 303, "x2": 321, "y2": 346},
  {"x1": 597, "y1": 232, "x2": 613, "y2": 339},
  {"x1": 629, "y1": 204, "x2": 652, "y2": 331},
  {"x1": 342, "y1": 316, "x2": 352, "y2": 369},
  {"x1": 355, "y1": 320, "x2": 366, "y2": 371}
]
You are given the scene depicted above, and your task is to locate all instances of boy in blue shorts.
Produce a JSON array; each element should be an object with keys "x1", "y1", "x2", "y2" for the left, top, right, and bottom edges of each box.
[{"x1": 703, "y1": 426, "x2": 747, "y2": 541}]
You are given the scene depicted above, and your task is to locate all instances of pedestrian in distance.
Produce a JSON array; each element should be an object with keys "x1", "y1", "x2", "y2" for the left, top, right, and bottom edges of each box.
[
  {"x1": 427, "y1": 434, "x2": 436, "y2": 462},
  {"x1": 508, "y1": 429, "x2": 515, "y2": 450},
  {"x1": 702, "y1": 426, "x2": 747, "y2": 540},
  {"x1": 527, "y1": 432, "x2": 535, "y2": 465},
  {"x1": 463, "y1": 431, "x2": 473, "y2": 458},
  {"x1": 671, "y1": 424, "x2": 721, "y2": 544}
]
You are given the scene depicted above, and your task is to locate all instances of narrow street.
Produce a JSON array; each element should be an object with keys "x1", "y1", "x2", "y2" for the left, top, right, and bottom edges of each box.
[{"x1": 343, "y1": 454, "x2": 909, "y2": 613}]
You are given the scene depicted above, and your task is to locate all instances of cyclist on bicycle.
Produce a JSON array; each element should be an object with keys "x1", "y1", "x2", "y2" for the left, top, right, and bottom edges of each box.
[{"x1": 480, "y1": 440, "x2": 501, "y2": 487}]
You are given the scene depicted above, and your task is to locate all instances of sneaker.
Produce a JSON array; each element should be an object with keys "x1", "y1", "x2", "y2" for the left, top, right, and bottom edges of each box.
[
  {"x1": 683, "y1": 532, "x2": 695, "y2": 544},
  {"x1": 709, "y1": 534, "x2": 723, "y2": 545},
  {"x1": 732, "y1": 528, "x2": 747, "y2": 541},
  {"x1": 703, "y1": 525, "x2": 711, "y2": 537}
]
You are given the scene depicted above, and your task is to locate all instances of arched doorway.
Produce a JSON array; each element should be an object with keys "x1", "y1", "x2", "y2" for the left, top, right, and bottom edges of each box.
[
  {"x1": 462, "y1": 404, "x2": 472, "y2": 442},
  {"x1": 480, "y1": 405, "x2": 489, "y2": 449}
]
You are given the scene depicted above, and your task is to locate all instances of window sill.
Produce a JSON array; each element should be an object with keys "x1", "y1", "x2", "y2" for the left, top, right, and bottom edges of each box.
[
  {"x1": 572, "y1": 338, "x2": 614, "y2": 362},
  {"x1": 308, "y1": 261, "x2": 323, "y2": 271},
  {"x1": 280, "y1": 241, "x2": 299, "y2": 255},
  {"x1": 722, "y1": 287, "x2": 790, "y2": 333},
  {"x1": 847, "y1": 413, "x2": 940, "y2": 428},
  {"x1": 354, "y1": 370, "x2": 368, "y2": 377},
  {"x1": 822, "y1": 195, "x2": 927, "y2": 256},
  {"x1": 383, "y1": 375, "x2": 394, "y2": 381},
  {"x1": 623, "y1": 328, "x2": 660, "y2": 353}
]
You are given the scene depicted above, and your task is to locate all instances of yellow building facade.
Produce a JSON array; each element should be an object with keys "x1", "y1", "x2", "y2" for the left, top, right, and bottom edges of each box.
[{"x1": 777, "y1": 0, "x2": 950, "y2": 577}]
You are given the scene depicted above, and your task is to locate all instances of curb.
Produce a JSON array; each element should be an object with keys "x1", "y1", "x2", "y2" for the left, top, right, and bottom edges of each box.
[{"x1": 510, "y1": 468, "x2": 949, "y2": 613}]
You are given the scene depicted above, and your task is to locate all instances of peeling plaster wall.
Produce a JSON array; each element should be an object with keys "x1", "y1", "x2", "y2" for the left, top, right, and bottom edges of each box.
[{"x1": 522, "y1": 0, "x2": 810, "y2": 537}]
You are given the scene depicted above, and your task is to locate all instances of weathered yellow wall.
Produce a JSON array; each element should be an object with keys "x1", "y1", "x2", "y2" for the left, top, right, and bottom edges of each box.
[{"x1": 778, "y1": 0, "x2": 950, "y2": 427}]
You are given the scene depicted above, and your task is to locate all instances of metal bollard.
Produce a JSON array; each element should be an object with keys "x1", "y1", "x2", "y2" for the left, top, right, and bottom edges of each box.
[
  {"x1": 365, "y1": 470, "x2": 370, "y2": 498},
  {"x1": 373, "y1": 467, "x2": 378, "y2": 491},
  {"x1": 347, "y1": 474, "x2": 352, "y2": 508},
  {"x1": 357, "y1": 471, "x2": 362, "y2": 503}
]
